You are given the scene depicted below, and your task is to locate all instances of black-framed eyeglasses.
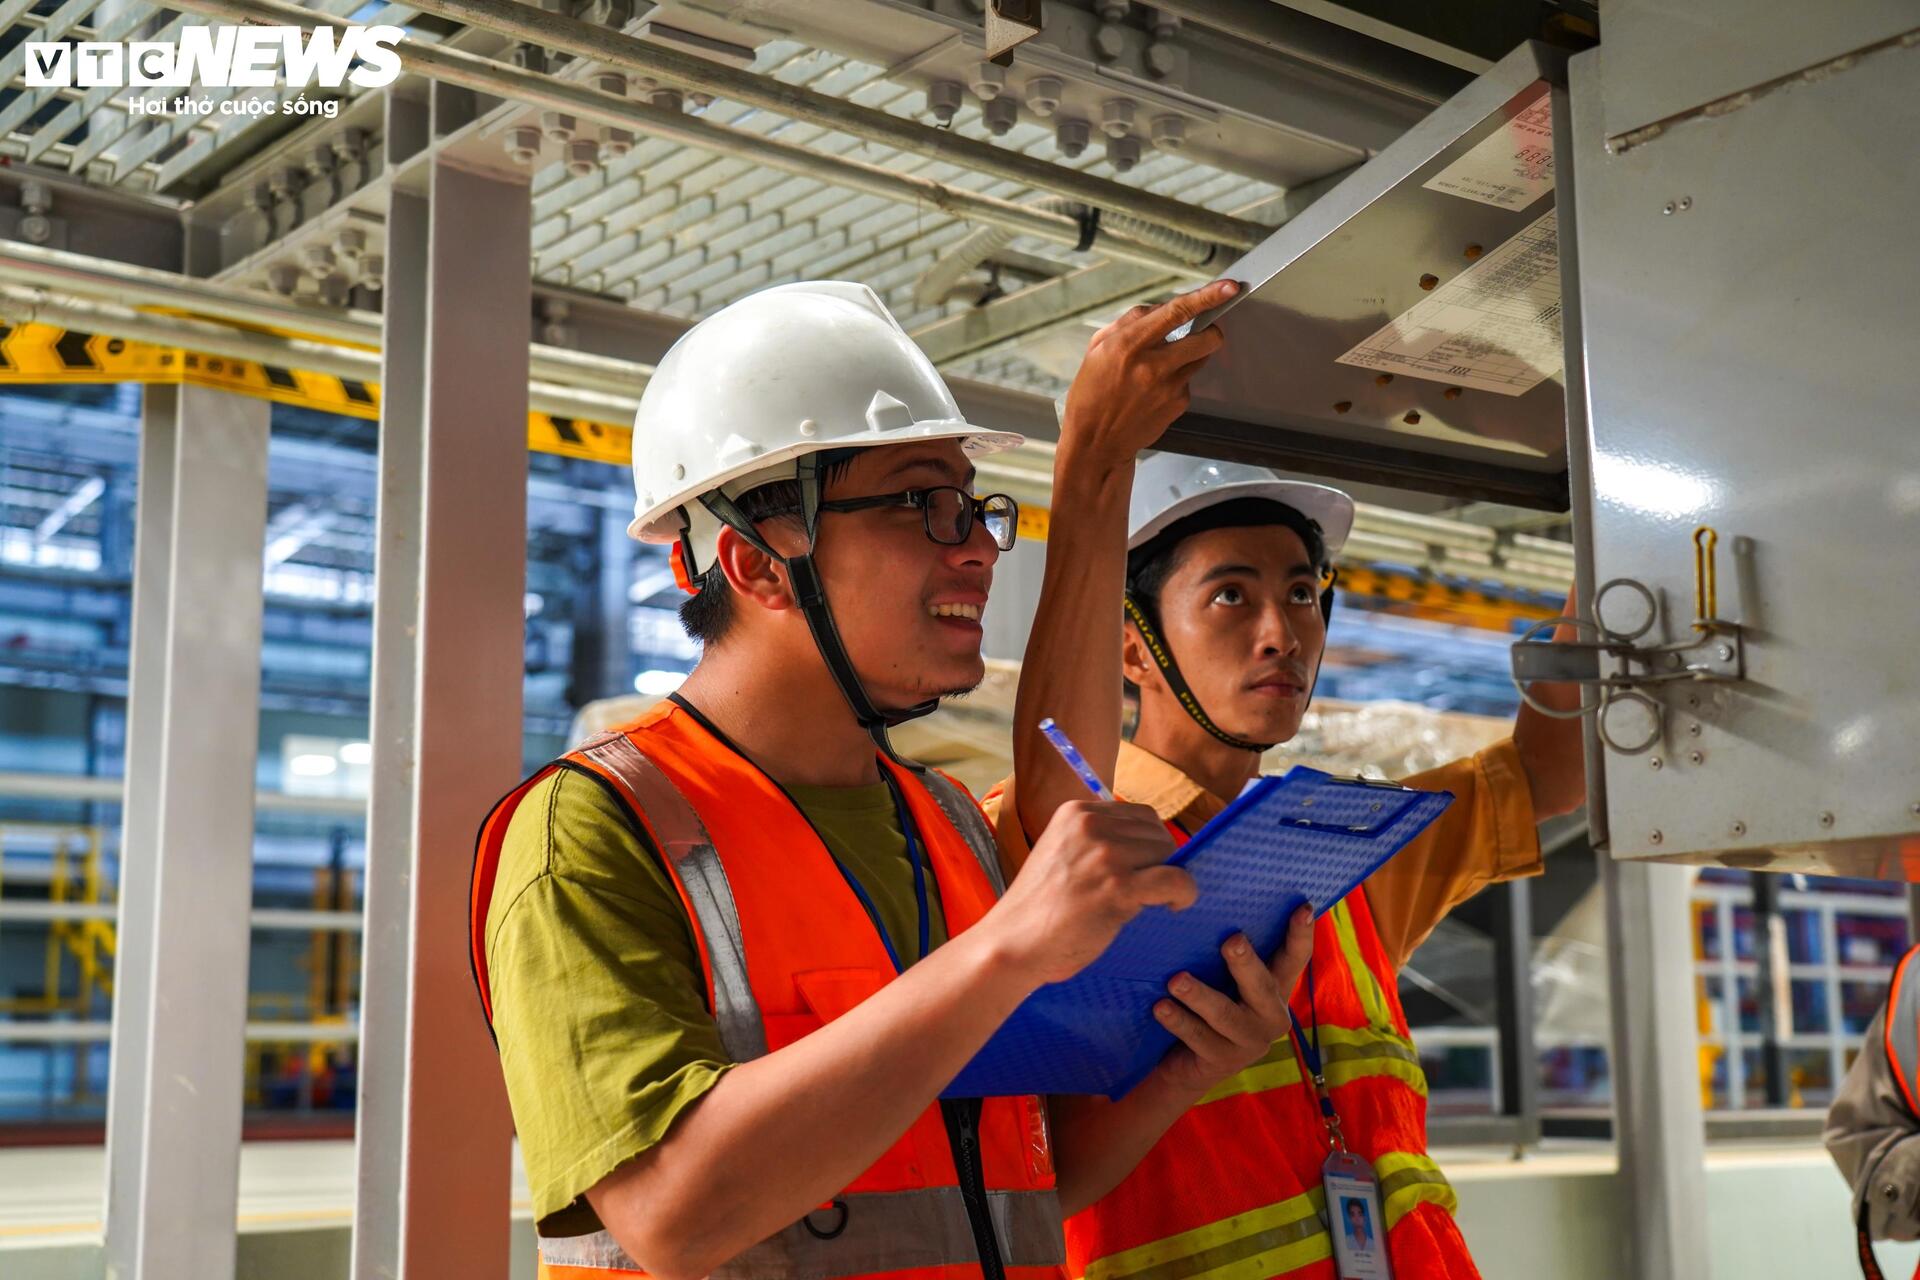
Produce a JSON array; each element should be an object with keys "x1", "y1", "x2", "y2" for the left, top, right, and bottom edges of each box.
[{"x1": 815, "y1": 486, "x2": 1020, "y2": 551}]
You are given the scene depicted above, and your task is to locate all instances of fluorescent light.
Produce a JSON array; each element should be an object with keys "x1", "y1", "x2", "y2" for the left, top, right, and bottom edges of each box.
[
  {"x1": 289, "y1": 753, "x2": 339, "y2": 777},
  {"x1": 634, "y1": 668, "x2": 687, "y2": 696},
  {"x1": 338, "y1": 742, "x2": 373, "y2": 765}
]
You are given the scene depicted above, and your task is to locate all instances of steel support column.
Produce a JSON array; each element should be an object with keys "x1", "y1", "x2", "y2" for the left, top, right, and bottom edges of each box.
[
  {"x1": 1490, "y1": 877, "x2": 1540, "y2": 1139},
  {"x1": 352, "y1": 139, "x2": 530, "y2": 1276},
  {"x1": 351, "y1": 91, "x2": 431, "y2": 1280},
  {"x1": 1561, "y1": 61, "x2": 1708, "y2": 1280},
  {"x1": 102, "y1": 383, "x2": 270, "y2": 1279}
]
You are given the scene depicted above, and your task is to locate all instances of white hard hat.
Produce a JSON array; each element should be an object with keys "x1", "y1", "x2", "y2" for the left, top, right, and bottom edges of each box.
[
  {"x1": 1127, "y1": 451, "x2": 1354, "y2": 558},
  {"x1": 628, "y1": 280, "x2": 1023, "y2": 570}
]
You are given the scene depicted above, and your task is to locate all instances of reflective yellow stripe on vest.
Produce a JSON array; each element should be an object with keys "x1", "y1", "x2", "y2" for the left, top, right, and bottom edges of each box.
[
  {"x1": 1374, "y1": 1151, "x2": 1458, "y2": 1227},
  {"x1": 1081, "y1": 1186, "x2": 1329, "y2": 1280},
  {"x1": 1315, "y1": 1023, "x2": 1427, "y2": 1097},
  {"x1": 1329, "y1": 901, "x2": 1396, "y2": 1031}
]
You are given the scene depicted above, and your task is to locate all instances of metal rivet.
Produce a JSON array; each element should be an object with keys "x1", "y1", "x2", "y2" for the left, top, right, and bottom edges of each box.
[
  {"x1": 1687, "y1": 722, "x2": 1701, "y2": 737},
  {"x1": 798, "y1": 418, "x2": 818, "y2": 437},
  {"x1": 1662, "y1": 202, "x2": 1675, "y2": 215},
  {"x1": 671, "y1": 463, "x2": 685, "y2": 481},
  {"x1": 1686, "y1": 694, "x2": 1700, "y2": 708},
  {"x1": 1649, "y1": 756, "x2": 1663, "y2": 770},
  {"x1": 1403, "y1": 410, "x2": 1422, "y2": 425},
  {"x1": 1678, "y1": 196, "x2": 1692, "y2": 211},
  {"x1": 1649, "y1": 830, "x2": 1663, "y2": 844},
  {"x1": 1688, "y1": 751, "x2": 1704, "y2": 765},
  {"x1": 1820, "y1": 812, "x2": 1835, "y2": 828},
  {"x1": 1910, "y1": 803, "x2": 1920, "y2": 817},
  {"x1": 1374, "y1": 373, "x2": 1394, "y2": 387},
  {"x1": 1443, "y1": 387, "x2": 1463, "y2": 400},
  {"x1": 1717, "y1": 644, "x2": 1733, "y2": 661},
  {"x1": 1332, "y1": 401, "x2": 1352, "y2": 414},
  {"x1": 1669, "y1": 653, "x2": 1683, "y2": 668},
  {"x1": 1731, "y1": 820, "x2": 1747, "y2": 837},
  {"x1": 1418, "y1": 274, "x2": 1439, "y2": 291},
  {"x1": 1463, "y1": 244, "x2": 1483, "y2": 260}
]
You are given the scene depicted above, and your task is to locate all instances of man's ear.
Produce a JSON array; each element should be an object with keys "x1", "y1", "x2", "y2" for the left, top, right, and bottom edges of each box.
[
  {"x1": 713, "y1": 525, "x2": 797, "y2": 614},
  {"x1": 1121, "y1": 619, "x2": 1159, "y2": 691}
]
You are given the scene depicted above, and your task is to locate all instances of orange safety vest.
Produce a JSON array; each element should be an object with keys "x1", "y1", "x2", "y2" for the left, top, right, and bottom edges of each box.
[
  {"x1": 471, "y1": 699, "x2": 1064, "y2": 1280},
  {"x1": 1871, "y1": 944, "x2": 1920, "y2": 1280},
  {"x1": 1062, "y1": 817, "x2": 1471, "y2": 1280}
]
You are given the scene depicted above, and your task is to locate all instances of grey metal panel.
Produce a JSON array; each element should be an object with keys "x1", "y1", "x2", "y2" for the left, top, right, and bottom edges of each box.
[
  {"x1": 1570, "y1": 36, "x2": 1920, "y2": 873},
  {"x1": 1597, "y1": 0, "x2": 1919, "y2": 144},
  {"x1": 1180, "y1": 41, "x2": 1569, "y2": 499}
]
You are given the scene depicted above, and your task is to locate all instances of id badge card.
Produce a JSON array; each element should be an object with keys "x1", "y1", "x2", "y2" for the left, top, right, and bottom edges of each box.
[{"x1": 1323, "y1": 1151, "x2": 1392, "y2": 1280}]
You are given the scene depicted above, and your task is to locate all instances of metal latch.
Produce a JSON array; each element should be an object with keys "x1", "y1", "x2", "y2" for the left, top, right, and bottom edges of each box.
[{"x1": 1510, "y1": 526, "x2": 1746, "y2": 754}]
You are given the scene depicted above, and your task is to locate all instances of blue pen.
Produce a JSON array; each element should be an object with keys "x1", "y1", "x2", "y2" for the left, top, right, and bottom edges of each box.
[{"x1": 1037, "y1": 717, "x2": 1116, "y2": 801}]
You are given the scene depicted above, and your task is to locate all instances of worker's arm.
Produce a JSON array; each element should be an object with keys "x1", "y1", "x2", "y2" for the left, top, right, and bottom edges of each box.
[
  {"x1": 1050, "y1": 906, "x2": 1313, "y2": 1215},
  {"x1": 1011, "y1": 281, "x2": 1236, "y2": 850},
  {"x1": 1829, "y1": 1002, "x2": 1920, "y2": 1239},
  {"x1": 1511, "y1": 595, "x2": 1587, "y2": 820},
  {"x1": 587, "y1": 799, "x2": 1206, "y2": 1280}
]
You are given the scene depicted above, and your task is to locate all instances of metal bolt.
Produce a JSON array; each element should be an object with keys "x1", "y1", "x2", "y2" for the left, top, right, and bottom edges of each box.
[
  {"x1": 1149, "y1": 114, "x2": 1187, "y2": 151},
  {"x1": 1332, "y1": 401, "x2": 1352, "y2": 414},
  {"x1": 360, "y1": 255, "x2": 384, "y2": 291},
  {"x1": 332, "y1": 127, "x2": 368, "y2": 163},
  {"x1": 20, "y1": 179, "x2": 51, "y2": 215},
  {"x1": 1649, "y1": 756, "x2": 1663, "y2": 770},
  {"x1": 1145, "y1": 40, "x2": 1182, "y2": 80},
  {"x1": 1093, "y1": 0, "x2": 1128, "y2": 20},
  {"x1": 599, "y1": 128, "x2": 634, "y2": 163},
  {"x1": 540, "y1": 111, "x2": 576, "y2": 142},
  {"x1": 335, "y1": 228, "x2": 367, "y2": 260},
  {"x1": 19, "y1": 214, "x2": 51, "y2": 245},
  {"x1": 1820, "y1": 812, "x2": 1835, "y2": 828},
  {"x1": 1419, "y1": 273, "x2": 1439, "y2": 290},
  {"x1": 1403, "y1": 410, "x2": 1422, "y2": 425},
  {"x1": 591, "y1": 71, "x2": 626, "y2": 97},
  {"x1": 1717, "y1": 644, "x2": 1733, "y2": 661},
  {"x1": 1731, "y1": 820, "x2": 1746, "y2": 837},
  {"x1": 1688, "y1": 751, "x2": 1704, "y2": 765},
  {"x1": 928, "y1": 80, "x2": 965, "y2": 127},
  {"x1": 505, "y1": 126, "x2": 543, "y2": 165},
  {"x1": 1101, "y1": 98, "x2": 1137, "y2": 138},
  {"x1": 1055, "y1": 118, "x2": 1092, "y2": 158},
  {"x1": 315, "y1": 272, "x2": 351, "y2": 309},
  {"x1": 266, "y1": 264, "x2": 301, "y2": 296},
  {"x1": 1108, "y1": 135, "x2": 1144, "y2": 172},
  {"x1": 648, "y1": 87, "x2": 684, "y2": 113},
  {"x1": 982, "y1": 95, "x2": 1020, "y2": 137},
  {"x1": 1025, "y1": 76, "x2": 1064, "y2": 119},
  {"x1": 970, "y1": 62, "x2": 1007, "y2": 101},
  {"x1": 689, "y1": 92, "x2": 714, "y2": 111},
  {"x1": 1464, "y1": 243, "x2": 1483, "y2": 260},
  {"x1": 300, "y1": 245, "x2": 335, "y2": 279},
  {"x1": 564, "y1": 138, "x2": 599, "y2": 177},
  {"x1": 1093, "y1": 23, "x2": 1126, "y2": 63},
  {"x1": 1650, "y1": 830, "x2": 1663, "y2": 844},
  {"x1": 1662, "y1": 201, "x2": 1675, "y2": 215}
]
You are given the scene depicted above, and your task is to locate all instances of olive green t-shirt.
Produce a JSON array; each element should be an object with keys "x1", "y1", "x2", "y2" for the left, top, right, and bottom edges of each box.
[{"x1": 484, "y1": 765, "x2": 950, "y2": 1235}]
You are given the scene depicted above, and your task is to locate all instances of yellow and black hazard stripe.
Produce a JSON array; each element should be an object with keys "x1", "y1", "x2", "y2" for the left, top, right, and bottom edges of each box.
[
  {"x1": 0, "y1": 320, "x2": 1059, "y2": 541},
  {"x1": 1337, "y1": 565, "x2": 1561, "y2": 632},
  {"x1": 0, "y1": 320, "x2": 633, "y2": 469}
]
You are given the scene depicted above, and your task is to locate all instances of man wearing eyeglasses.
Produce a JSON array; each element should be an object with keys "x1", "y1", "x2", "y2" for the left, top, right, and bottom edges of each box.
[{"x1": 469, "y1": 279, "x2": 1314, "y2": 1280}]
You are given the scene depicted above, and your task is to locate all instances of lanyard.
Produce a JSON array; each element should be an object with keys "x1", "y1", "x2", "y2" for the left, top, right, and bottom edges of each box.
[
  {"x1": 1287, "y1": 962, "x2": 1348, "y2": 1153},
  {"x1": 819, "y1": 772, "x2": 931, "y2": 974}
]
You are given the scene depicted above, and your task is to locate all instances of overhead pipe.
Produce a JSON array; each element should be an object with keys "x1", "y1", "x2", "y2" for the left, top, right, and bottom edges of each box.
[
  {"x1": 0, "y1": 241, "x2": 651, "y2": 398},
  {"x1": 158, "y1": 0, "x2": 1227, "y2": 278},
  {"x1": 0, "y1": 286, "x2": 641, "y2": 425},
  {"x1": 392, "y1": 0, "x2": 1265, "y2": 253}
]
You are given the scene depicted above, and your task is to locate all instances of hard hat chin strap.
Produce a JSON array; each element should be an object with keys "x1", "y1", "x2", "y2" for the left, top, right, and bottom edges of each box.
[
  {"x1": 1123, "y1": 573, "x2": 1338, "y2": 757},
  {"x1": 698, "y1": 456, "x2": 935, "y2": 770}
]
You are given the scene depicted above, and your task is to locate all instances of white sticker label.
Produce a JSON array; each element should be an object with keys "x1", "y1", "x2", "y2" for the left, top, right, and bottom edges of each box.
[
  {"x1": 1334, "y1": 208, "x2": 1562, "y2": 398},
  {"x1": 1422, "y1": 93, "x2": 1554, "y2": 209}
]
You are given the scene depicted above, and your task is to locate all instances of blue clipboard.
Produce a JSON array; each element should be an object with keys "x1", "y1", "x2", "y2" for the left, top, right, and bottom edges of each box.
[{"x1": 942, "y1": 767, "x2": 1453, "y2": 1100}]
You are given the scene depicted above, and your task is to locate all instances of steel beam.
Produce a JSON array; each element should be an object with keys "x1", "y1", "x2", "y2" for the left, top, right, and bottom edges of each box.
[
  {"x1": 101, "y1": 382, "x2": 271, "y2": 1280},
  {"x1": 350, "y1": 143, "x2": 528, "y2": 1278}
]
